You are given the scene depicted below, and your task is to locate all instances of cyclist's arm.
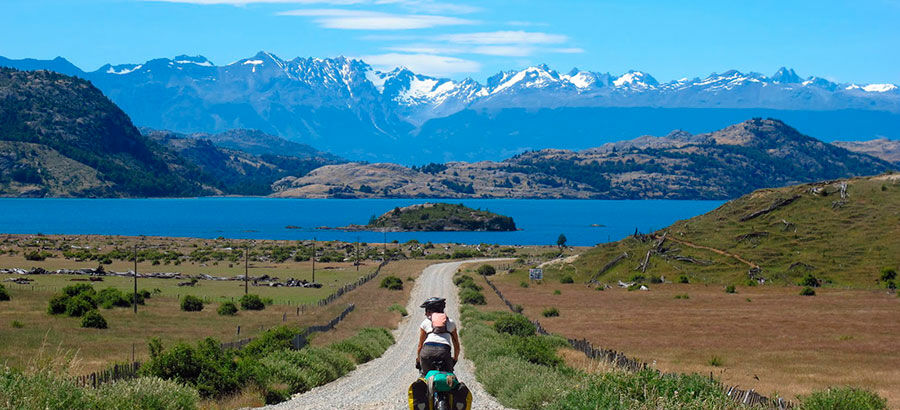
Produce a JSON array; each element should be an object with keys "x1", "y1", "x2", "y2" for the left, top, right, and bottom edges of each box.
[
  {"x1": 416, "y1": 328, "x2": 426, "y2": 358},
  {"x1": 451, "y1": 329, "x2": 460, "y2": 361}
]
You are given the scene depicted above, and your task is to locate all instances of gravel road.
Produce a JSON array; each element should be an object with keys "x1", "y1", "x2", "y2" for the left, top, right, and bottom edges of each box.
[{"x1": 265, "y1": 260, "x2": 511, "y2": 410}]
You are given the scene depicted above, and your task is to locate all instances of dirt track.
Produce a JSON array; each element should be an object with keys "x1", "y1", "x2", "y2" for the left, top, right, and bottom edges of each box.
[{"x1": 265, "y1": 260, "x2": 510, "y2": 410}]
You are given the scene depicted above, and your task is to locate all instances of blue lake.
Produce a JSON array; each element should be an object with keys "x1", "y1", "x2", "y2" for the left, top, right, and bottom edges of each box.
[{"x1": 0, "y1": 198, "x2": 724, "y2": 246}]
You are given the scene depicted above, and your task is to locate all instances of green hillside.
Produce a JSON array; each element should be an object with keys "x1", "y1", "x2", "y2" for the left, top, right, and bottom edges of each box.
[
  {"x1": 559, "y1": 173, "x2": 900, "y2": 288},
  {"x1": 0, "y1": 67, "x2": 212, "y2": 197}
]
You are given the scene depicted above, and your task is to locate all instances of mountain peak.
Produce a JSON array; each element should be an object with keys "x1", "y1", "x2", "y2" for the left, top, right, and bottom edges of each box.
[
  {"x1": 172, "y1": 55, "x2": 213, "y2": 66},
  {"x1": 614, "y1": 70, "x2": 658, "y2": 88},
  {"x1": 772, "y1": 67, "x2": 802, "y2": 83}
]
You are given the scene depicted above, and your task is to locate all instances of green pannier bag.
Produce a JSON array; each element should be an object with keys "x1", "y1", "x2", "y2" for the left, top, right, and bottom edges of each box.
[{"x1": 424, "y1": 370, "x2": 460, "y2": 392}]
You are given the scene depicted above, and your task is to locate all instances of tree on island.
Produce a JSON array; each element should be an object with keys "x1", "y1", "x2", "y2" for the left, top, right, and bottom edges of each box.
[{"x1": 557, "y1": 234, "x2": 567, "y2": 248}]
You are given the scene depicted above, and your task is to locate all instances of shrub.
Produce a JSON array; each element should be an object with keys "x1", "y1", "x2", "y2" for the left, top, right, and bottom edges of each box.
[
  {"x1": 649, "y1": 275, "x2": 663, "y2": 284},
  {"x1": 141, "y1": 337, "x2": 251, "y2": 398},
  {"x1": 708, "y1": 355, "x2": 723, "y2": 367},
  {"x1": 240, "y1": 294, "x2": 265, "y2": 310},
  {"x1": 800, "y1": 287, "x2": 816, "y2": 296},
  {"x1": 97, "y1": 288, "x2": 131, "y2": 309},
  {"x1": 180, "y1": 295, "x2": 203, "y2": 312},
  {"x1": 454, "y1": 275, "x2": 482, "y2": 291},
  {"x1": 542, "y1": 307, "x2": 560, "y2": 317},
  {"x1": 880, "y1": 267, "x2": 897, "y2": 282},
  {"x1": 65, "y1": 295, "x2": 96, "y2": 317},
  {"x1": 510, "y1": 336, "x2": 564, "y2": 367},
  {"x1": 241, "y1": 326, "x2": 300, "y2": 358},
  {"x1": 513, "y1": 304, "x2": 524, "y2": 313},
  {"x1": 388, "y1": 304, "x2": 408, "y2": 316},
  {"x1": 453, "y1": 274, "x2": 473, "y2": 286},
  {"x1": 519, "y1": 281, "x2": 529, "y2": 288},
  {"x1": 217, "y1": 302, "x2": 238, "y2": 316},
  {"x1": 553, "y1": 289, "x2": 561, "y2": 295},
  {"x1": 799, "y1": 273, "x2": 820, "y2": 287},
  {"x1": 801, "y1": 386, "x2": 887, "y2": 410},
  {"x1": 62, "y1": 284, "x2": 96, "y2": 298},
  {"x1": 559, "y1": 275, "x2": 574, "y2": 284},
  {"x1": 674, "y1": 294, "x2": 690, "y2": 299},
  {"x1": 81, "y1": 310, "x2": 108, "y2": 329},
  {"x1": 11, "y1": 320, "x2": 24, "y2": 328},
  {"x1": 493, "y1": 314, "x2": 536, "y2": 337},
  {"x1": 0, "y1": 284, "x2": 9, "y2": 301},
  {"x1": 477, "y1": 265, "x2": 496, "y2": 276},
  {"x1": 380, "y1": 276, "x2": 403, "y2": 290},
  {"x1": 678, "y1": 275, "x2": 689, "y2": 284},
  {"x1": 24, "y1": 251, "x2": 48, "y2": 261},
  {"x1": 725, "y1": 285, "x2": 736, "y2": 294},
  {"x1": 140, "y1": 289, "x2": 152, "y2": 299},
  {"x1": 47, "y1": 294, "x2": 69, "y2": 315},
  {"x1": 459, "y1": 288, "x2": 486, "y2": 305},
  {"x1": 629, "y1": 274, "x2": 645, "y2": 283}
]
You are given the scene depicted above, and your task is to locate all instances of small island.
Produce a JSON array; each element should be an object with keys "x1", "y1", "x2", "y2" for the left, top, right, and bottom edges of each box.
[{"x1": 331, "y1": 203, "x2": 517, "y2": 232}]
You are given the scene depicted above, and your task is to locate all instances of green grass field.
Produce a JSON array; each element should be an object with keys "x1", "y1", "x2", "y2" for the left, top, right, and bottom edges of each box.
[
  {"x1": 551, "y1": 174, "x2": 900, "y2": 287},
  {"x1": 1, "y1": 264, "x2": 375, "y2": 306}
]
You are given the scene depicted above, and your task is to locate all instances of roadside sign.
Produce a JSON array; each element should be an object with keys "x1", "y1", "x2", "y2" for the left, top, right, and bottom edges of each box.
[{"x1": 529, "y1": 268, "x2": 543, "y2": 280}]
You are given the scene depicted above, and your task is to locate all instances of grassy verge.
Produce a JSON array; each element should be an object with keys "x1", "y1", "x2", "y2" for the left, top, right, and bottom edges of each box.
[
  {"x1": 0, "y1": 325, "x2": 395, "y2": 409},
  {"x1": 459, "y1": 306, "x2": 745, "y2": 410}
]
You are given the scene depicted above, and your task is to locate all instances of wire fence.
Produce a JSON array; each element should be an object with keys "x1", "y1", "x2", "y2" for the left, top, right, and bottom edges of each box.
[
  {"x1": 480, "y1": 274, "x2": 793, "y2": 409},
  {"x1": 75, "y1": 362, "x2": 141, "y2": 389},
  {"x1": 317, "y1": 260, "x2": 388, "y2": 307}
]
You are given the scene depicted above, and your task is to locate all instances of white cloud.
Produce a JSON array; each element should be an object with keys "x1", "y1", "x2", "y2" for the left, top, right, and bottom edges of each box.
[
  {"x1": 439, "y1": 30, "x2": 568, "y2": 45},
  {"x1": 278, "y1": 9, "x2": 475, "y2": 29},
  {"x1": 505, "y1": 20, "x2": 549, "y2": 27},
  {"x1": 375, "y1": 0, "x2": 481, "y2": 14},
  {"x1": 550, "y1": 47, "x2": 585, "y2": 54},
  {"x1": 359, "y1": 53, "x2": 480, "y2": 76}
]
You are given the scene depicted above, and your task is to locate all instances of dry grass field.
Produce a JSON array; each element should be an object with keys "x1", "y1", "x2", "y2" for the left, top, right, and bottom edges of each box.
[
  {"x1": 0, "y1": 259, "x2": 420, "y2": 375},
  {"x1": 310, "y1": 259, "x2": 437, "y2": 346},
  {"x1": 484, "y1": 273, "x2": 900, "y2": 407}
]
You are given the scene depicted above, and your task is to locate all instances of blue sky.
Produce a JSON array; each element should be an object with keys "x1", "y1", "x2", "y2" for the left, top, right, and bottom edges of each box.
[{"x1": 1, "y1": 0, "x2": 898, "y2": 83}]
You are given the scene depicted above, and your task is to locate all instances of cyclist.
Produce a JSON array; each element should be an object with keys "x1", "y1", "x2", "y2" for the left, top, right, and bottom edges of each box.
[{"x1": 416, "y1": 297, "x2": 460, "y2": 374}]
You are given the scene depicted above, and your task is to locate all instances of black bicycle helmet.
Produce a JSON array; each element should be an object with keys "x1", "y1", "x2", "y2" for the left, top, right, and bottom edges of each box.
[{"x1": 420, "y1": 297, "x2": 446, "y2": 312}]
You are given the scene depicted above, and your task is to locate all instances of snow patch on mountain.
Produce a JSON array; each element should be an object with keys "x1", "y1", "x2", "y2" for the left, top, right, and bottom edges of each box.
[
  {"x1": 105, "y1": 64, "x2": 142, "y2": 75},
  {"x1": 863, "y1": 83, "x2": 897, "y2": 93}
]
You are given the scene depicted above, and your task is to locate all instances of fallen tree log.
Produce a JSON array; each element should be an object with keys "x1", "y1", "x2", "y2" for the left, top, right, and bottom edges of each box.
[
  {"x1": 735, "y1": 231, "x2": 769, "y2": 242},
  {"x1": 588, "y1": 252, "x2": 628, "y2": 284},
  {"x1": 739, "y1": 195, "x2": 801, "y2": 222}
]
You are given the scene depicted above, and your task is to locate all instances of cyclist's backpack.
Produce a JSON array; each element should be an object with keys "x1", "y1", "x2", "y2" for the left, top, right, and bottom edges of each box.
[{"x1": 430, "y1": 313, "x2": 448, "y2": 334}]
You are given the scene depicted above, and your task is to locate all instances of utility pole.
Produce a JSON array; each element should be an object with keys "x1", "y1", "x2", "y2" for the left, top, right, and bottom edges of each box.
[
  {"x1": 356, "y1": 236, "x2": 360, "y2": 271},
  {"x1": 311, "y1": 237, "x2": 316, "y2": 284},
  {"x1": 244, "y1": 245, "x2": 249, "y2": 295},
  {"x1": 133, "y1": 244, "x2": 138, "y2": 314}
]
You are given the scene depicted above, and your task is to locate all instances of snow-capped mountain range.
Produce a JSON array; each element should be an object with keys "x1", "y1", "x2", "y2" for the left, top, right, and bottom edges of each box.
[{"x1": 1, "y1": 51, "x2": 898, "y2": 162}]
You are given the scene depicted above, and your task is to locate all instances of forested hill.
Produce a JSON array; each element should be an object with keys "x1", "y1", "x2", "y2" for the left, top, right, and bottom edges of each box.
[
  {"x1": 273, "y1": 119, "x2": 896, "y2": 199},
  {"x1": 145, "y1": 129, "x2": 344, "y2": 196},
  {"x1": 0, "y1": 67, "x2": 214, "y2": 197}
]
